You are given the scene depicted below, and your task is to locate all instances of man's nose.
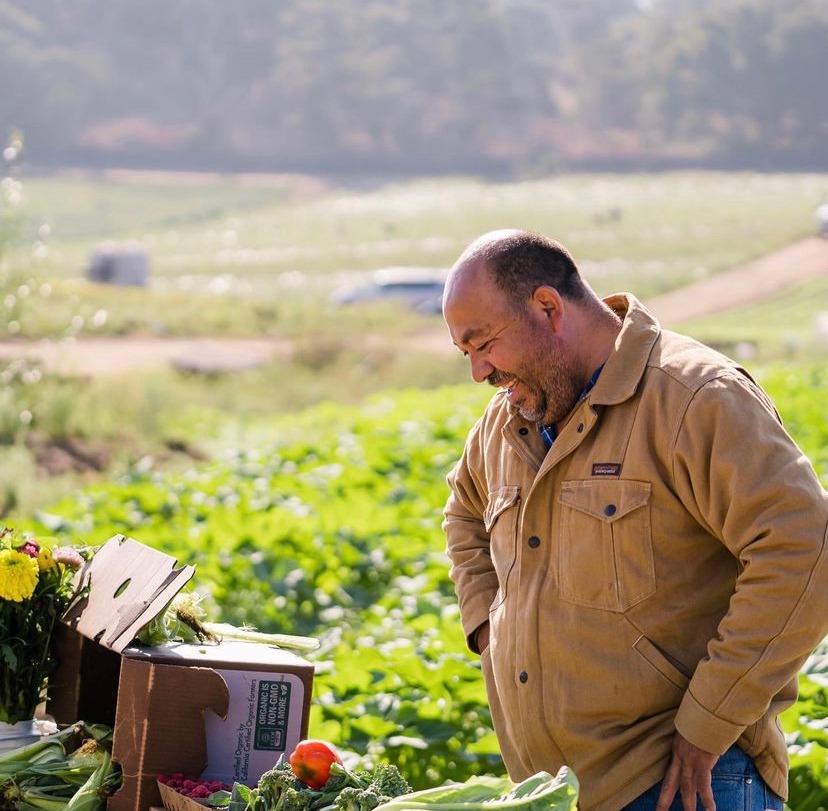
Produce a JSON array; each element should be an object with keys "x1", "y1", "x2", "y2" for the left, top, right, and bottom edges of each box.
[{"x1": 469, "y1": 352, "x2": 494, "y2": 384}]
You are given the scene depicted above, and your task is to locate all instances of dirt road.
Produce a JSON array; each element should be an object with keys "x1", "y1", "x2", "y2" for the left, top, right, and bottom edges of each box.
[
  {"x1": 2, "y1": 237, "x2": 826, "y2": 376},
  {"x1": 643, "y1": 236, "x2": 828, "y2": 325},
  {"x1": 0, "y1": 337, "x2": 288, "y2": 376}
]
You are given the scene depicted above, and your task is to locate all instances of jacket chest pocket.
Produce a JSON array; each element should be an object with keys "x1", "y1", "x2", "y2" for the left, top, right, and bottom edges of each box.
[
  {"x1": 558, "y1": 479, "x2": 654, "y2": 612},
  {"x1": 484, "y1": 485, "x2": 521, "y2": 600}
]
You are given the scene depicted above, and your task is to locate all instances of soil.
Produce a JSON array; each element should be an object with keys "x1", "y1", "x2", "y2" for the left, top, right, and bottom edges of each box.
[{"x1": 0, "y1": 337, "x2": 290, "y2": 377}]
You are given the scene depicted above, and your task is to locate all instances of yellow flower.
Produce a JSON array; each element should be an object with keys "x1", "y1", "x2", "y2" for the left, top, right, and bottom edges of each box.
[
  {"x1": 37, "y1": 546, "x2": 56, "y2": 571},
  {"x1": 0, "y1": 548, "x2": 39, "y2": 601}
]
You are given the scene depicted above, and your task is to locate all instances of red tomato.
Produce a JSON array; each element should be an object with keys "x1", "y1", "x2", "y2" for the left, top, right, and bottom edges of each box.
[{"x1": 288, "y1": 739, "x2": 343, "y2": 789}]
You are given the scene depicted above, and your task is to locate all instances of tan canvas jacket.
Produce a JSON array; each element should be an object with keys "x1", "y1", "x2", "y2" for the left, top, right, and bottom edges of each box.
[{"x1": 444, "y1": 294, "x2": 828, "y2": 811}]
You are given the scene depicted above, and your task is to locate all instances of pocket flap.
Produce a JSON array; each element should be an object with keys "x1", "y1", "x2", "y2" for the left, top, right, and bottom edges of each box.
[
  {"x1": 633, "y1": 635, "x2": 690, "y2": 691},
  {"x1": 559, "y1": 480, "x2": 651, "y2": 522},
  {"x1": 484, "y1": 485, "x2": 520, "y2": 531}
]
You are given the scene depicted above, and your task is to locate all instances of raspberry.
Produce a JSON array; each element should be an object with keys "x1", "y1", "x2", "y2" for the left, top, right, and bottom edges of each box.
[{"x1": 158, "y1": 773, "x2": 232, "y2": 803}]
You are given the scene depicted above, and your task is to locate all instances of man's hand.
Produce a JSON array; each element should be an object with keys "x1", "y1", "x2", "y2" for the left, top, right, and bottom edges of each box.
[{"x1": 655, "y1": 733, "x2": 719, "y2": 811}]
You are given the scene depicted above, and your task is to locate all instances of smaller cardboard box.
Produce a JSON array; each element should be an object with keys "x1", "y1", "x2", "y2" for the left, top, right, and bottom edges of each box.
[
  {"x1": 156, "y1": 782, "x2": 212, "y2": 811},
  {"x1": 48, "y1": 535, "x2": 314, "y2": 811}
]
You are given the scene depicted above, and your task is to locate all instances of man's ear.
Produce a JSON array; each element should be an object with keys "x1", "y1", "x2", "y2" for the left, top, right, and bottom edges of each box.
[{"x1": 532, "y1": 285, "x2": 564, "y2": 327}]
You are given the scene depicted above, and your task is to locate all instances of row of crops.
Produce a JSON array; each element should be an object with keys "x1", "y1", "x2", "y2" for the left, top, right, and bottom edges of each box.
[{"x1": 15, "y1": 367, "x2": 828, "y2": 807}]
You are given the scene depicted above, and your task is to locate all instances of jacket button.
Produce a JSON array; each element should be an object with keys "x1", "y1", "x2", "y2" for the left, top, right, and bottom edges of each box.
[
  {"x1": 604, "y1": 504, "x2": 617, "y2": 516},
  {"x1": 518, "y1": 427, "x2": 529, "y2": 435},
  {"x1": 519, "y1": 670, "x2": 528, "y2": 683},
  {"x1": 577, "y1": 423, "x2": 584, "y2": 433},
  {"x1": 528, "y1": 536, "x2": 540, "y2": 548}
]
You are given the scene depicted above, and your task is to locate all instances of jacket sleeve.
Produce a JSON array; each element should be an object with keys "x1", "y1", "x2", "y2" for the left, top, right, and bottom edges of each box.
[
  {"x1": 443, "y1": 415, "x2": 499, "y2": 653},
  {"x1": 671, "y1": 371, "x2": 828, "y2": 754}
]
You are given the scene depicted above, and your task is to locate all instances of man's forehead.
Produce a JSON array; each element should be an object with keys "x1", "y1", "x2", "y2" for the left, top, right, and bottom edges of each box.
[
  {"x1": 445, "y1": 255, "x2": 491, "y2": 298},
  {"x1": 444, "y1": 280, "x2": 513, "y2": 347}
]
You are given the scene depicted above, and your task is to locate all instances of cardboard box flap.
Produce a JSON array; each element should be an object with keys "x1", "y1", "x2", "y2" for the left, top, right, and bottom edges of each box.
[{"x1": 62, "y1": 534, "x2": 195, "y2": 653}]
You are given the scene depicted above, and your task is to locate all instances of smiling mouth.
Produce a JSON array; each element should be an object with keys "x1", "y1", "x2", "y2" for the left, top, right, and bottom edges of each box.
[{"x1": 498, "y1": 377, "x2": 520, "y2": 398}]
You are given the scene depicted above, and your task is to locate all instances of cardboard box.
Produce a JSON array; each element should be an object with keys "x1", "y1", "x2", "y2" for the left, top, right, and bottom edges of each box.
[{"x1": 48, "y1": 535, "x2": 314, "y2": 811}]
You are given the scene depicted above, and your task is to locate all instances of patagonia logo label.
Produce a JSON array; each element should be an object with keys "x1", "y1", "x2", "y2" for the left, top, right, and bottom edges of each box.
[{"x1": 592, "y1": 462, "x2": 621, "y2": 476}]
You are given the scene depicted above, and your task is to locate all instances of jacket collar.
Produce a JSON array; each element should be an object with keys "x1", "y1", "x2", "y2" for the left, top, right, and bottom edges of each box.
[{"x1": 589, "y1": 293, "x2": 660, "y2": 406}]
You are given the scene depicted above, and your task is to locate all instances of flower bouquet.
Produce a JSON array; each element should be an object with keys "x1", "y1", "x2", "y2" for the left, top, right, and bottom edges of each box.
[{"x1": 0, "y1": 527, "x2": 87, "y2": 727}]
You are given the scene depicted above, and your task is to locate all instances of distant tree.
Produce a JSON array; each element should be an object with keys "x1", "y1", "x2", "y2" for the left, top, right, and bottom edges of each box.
[
  {"x1": 575, "y1": 0, "x2": 828, "y2": 167},
  {"x1": 0, "y1": 0, "x2": 825, "y2": 172}
]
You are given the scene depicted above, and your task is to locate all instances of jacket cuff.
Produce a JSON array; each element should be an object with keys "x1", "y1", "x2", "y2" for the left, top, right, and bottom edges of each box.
[
  {"x1": 674, "y1": 691, "x2": 745, "y2": 755},
  {"x1": 461, "y1": 602, "x2": 493, "y2": 654},
  {"x1": 464, "y1": 615, "x2": 488, "y2": 651},
  {"x1": 467, "y1": 622, "x2": 488, "y2": 654}
]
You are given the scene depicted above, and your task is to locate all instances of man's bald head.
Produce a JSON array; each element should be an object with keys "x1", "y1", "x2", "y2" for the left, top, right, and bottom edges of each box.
[{"x1": 448, "y1": 229, "x2": 590, "y2": 314}]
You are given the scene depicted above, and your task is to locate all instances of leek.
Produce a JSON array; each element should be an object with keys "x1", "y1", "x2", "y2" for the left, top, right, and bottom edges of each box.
[
  {"x1": 200, "y1": 622, "x2": 319, "y2": 652},
  {"x1": 136, "y1": 592, "x2": 320, "y2": 652}
]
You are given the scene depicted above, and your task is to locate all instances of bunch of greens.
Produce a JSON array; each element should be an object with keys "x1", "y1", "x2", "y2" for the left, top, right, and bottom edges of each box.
[
  {"x1": 368, "y1": 769, "x2": 578, "y2": 811},
  {"x1": 0, "y1": 721, "x2": 121, "y2": 811}
]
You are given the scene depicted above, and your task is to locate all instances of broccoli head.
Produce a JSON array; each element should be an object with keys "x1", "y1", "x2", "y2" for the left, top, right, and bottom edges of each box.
[
  {"x1": 279, "y1": 786, "x2": 313, "y2": 811},
  {"x1": 333, "y1": 786, "x2": 384, "y2": 811},
  {"x1": 254, "y1": 762, "x2": 312, "y2": 811},
  {"x1": 330, "y1": 764, "x2": 411, "y2": 811},
  {"x1": 367, "y1": 764, "x2": 411, "y2": 800}
]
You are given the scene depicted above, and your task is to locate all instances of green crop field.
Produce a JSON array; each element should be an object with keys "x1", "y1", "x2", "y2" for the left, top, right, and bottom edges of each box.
[
  {"x1": 7, "y1": 170, "x2": 827, "y2": 311},
  {"x1": 10, "y1": 372, "x2": 828, "y2": 807}
]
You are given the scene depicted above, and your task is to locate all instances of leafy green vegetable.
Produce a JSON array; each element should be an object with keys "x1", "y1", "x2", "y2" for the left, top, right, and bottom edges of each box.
[{"x1": 372, "y1": 769, "x2": 578, "y2": 811}]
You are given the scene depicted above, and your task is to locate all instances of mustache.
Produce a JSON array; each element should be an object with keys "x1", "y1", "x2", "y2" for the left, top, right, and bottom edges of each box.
[{"x1": 488, "y1": 370, "x2": 513, "y2": 388}]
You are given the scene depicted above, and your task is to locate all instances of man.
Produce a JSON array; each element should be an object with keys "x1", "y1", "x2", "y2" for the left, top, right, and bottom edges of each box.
[{"x1": 441, "y1": 229, "x2": 828, "y2": 811}]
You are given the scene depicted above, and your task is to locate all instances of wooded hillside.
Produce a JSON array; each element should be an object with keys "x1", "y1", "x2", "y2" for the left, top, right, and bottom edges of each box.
[{"x1": 1, "y1": 0, "x2": 826, "y2": 174}]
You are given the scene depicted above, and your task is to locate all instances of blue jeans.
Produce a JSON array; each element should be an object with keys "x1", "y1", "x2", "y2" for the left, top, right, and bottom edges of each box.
[{"x1": 621, "y1": 745, "x2": 784, "y2": 811}]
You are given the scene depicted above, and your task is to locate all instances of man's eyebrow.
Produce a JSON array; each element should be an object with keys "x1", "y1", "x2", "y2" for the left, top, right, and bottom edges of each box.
[{"x1": 456, "y1": 326, "x2": 487, "y2": 346}]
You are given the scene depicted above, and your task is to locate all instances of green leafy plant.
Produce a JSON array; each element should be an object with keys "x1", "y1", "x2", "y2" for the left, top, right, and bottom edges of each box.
[
  {"x1": 11, "y1": 375, "x2": 828, "y2": 799},
  {"x1": 782, "y1": 643, "x2": 828, "y2": 811}
]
